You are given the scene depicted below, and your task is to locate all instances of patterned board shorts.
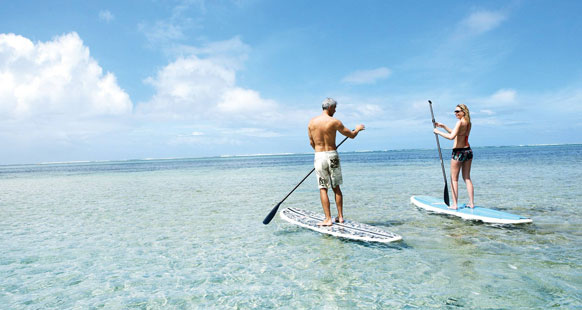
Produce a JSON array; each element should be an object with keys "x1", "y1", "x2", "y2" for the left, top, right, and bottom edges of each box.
[
  {"x1": 452, "y1": 147, "x2": 473, "y2": 162},
  {"x1": 314, "y1": 150, "x2": 343, "y2": 189}
]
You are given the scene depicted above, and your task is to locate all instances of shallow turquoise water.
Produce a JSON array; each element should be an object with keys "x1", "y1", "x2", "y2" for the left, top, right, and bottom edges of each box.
[{"x1": 1, "y1": 145, "x2": 581, "y2": 309}]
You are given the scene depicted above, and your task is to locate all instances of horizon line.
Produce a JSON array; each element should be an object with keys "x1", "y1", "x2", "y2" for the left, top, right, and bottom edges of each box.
[{"x1": 1, "y1": 143, "x2": 580, "y2": 167}]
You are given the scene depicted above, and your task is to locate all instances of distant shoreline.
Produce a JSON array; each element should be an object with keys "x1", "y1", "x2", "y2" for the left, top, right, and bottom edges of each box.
[{"x1": 2, "y1": 143, "x2": 579, "y2": 167}]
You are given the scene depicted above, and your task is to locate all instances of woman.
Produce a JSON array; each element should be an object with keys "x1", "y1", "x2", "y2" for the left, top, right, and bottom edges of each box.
[{"x1": 433, "y1": 104, "x2": 474, "y2": 209}]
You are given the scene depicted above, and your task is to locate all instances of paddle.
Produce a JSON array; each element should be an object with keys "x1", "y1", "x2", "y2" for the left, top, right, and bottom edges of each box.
[
  {"x1": 262, "y1": 135, "x2": 351, "y2": 225},
  {"x1": 428, "y1": 100, "x2": 450, "y2": 206}
]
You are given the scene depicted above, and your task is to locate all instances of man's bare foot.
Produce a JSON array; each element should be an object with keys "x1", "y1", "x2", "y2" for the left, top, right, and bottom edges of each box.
[
  {"x1": 447, "y1": 205, "x2": 458, "y2": 210},
  {"x1": 317, "y1": 219, "x2": 333, "y2": 226},
  {"x1": 334, "y1": 217, "x2": 344, "y2": 223}
]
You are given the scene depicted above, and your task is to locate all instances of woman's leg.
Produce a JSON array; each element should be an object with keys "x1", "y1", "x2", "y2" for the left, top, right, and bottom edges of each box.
[
  {"x1": 462, "y1": 159, "x2": 474, "y2": 208},
  {"x1": 450, "y1": 159, "x2": 462, "y2": 209}
]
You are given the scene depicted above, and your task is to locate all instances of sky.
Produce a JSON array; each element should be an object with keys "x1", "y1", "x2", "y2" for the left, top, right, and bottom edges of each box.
[{"x1": 1, "y1": 0, "x2": 581, "y2": 164}]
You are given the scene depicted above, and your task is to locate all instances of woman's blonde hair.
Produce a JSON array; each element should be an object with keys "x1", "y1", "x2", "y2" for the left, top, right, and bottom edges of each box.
[{"x1": 457, "y1": 104, "x2": 471, "y2": 123}]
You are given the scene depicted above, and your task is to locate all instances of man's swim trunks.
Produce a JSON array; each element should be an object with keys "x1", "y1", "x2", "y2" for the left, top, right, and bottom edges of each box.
[
  {"x1": 452, "y1": 147, "x2": 473, "y2": 162},
  {"x1": 314, "y1": 150, "x2": 343, "y2": 189}
]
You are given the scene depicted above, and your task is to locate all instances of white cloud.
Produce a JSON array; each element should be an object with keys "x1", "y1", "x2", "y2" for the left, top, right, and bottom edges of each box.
[
  {"x1": 0, "y1": 32, "x2": 133, "y2": 163},
  {"x1": 478, "y1": 109, "x2": 495, "y2": 116},
  {"x1": 139, "y1": 54, "x2": 235, "y2": 118},
  {"x1": 491, "y1": 89, "x2": 516, "y2": 103},
  {"x1": 457, "y1": 10, "x2": 507, "y2": 38},
  {"x1": 168, "y1": 126, "x2": 281, "y2": 147},
  {"x1": 228, "y1": 127, "x2": 281, "y2": 138},
  {"x1": 138, "y1": 37, "x2": 282, "y2": 124},
  {"x1": 341, "y1": 103, "x2": 384, "y2": 120},
  {"x1": 138, "y1": 1, "x2": 206, "y2": 47},
  {"x1": 536, "y1": 86, "x2": 582, "y2": 113},
  {"x1": 170, "y1": 36, "x2": 250, "y2": 70},
  {"x1": 139, "y1": 20, "x2": 186, "y2": 45},
  {"x1": 342, "y1": 67, "x2": 391, "y2": 85},
  {"x1": 217, "y1": 88, "x2": 277, "y2": 114},
  {"x1": 98, "y1": 10, "x2": 114, "y2": 23},
  {"x1": 0, "y1": 32, "x2": 132, "y2": 121},
  {"x1": 403, "y1": 8, "x2": 512, "y2": 78},
  {"x1": 475, "y1": 89, "x2": 517, "y2": 108}
]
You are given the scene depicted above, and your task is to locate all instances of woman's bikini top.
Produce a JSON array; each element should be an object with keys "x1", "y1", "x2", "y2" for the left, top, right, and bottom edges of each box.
[{"x1": 458, "y1": 122, "x2": 471, "y2": 148}]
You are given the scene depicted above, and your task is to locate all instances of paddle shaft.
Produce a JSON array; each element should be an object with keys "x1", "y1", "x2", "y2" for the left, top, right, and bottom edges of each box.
[
  {"x1": 262, "y1": 135, "x2": 350, "y2": 225},
  {"x1": 429, "y1": 100, "x2": 450, "y2": 206}
]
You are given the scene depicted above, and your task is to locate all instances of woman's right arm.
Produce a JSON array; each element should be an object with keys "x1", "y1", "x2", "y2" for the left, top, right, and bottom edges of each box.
[
  {"x1": 435, "y1": 122, "x2": 452, "y2": 133},
  {"x1": 434, "y1": 121, "x2": 461, "y2": 140}
]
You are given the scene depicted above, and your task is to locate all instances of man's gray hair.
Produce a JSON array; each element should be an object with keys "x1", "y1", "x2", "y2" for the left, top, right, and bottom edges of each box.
[{"x1": 322, "y1": 97, "x2": 337, "y2": 110}]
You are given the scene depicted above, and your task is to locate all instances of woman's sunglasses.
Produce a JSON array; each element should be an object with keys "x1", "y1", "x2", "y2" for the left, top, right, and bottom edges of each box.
[{"x1": 454, "y1": 110, "x2": 462, "y2": 113}]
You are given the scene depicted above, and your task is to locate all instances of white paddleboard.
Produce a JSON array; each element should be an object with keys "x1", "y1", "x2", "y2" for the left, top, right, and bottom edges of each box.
[
  {"x1": 410, "y1": 195, "x2": 532, "y2": 224},
  {"x1": 280, "y1": 207, "x2": 402, "y2": 243}
]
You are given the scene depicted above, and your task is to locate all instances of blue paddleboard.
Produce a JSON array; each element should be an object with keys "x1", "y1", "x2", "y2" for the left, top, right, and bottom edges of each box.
[{"x1": 410, "y1": 195, "x2": 532, "y2": 224}]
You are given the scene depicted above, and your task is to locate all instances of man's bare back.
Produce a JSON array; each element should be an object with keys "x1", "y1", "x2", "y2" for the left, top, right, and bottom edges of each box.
[{"x1": 308, "y1": 108, "x2": 364, "y2": 152}]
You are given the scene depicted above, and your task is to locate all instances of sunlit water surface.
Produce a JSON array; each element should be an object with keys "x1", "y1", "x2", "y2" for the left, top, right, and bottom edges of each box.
[{"x1": 1, "y1": 145, "x2": 581, "y2": 309}]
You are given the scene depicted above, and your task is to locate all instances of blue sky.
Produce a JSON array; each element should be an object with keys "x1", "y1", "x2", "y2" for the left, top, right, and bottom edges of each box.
[{"x1": 1, "y1": 0, "x2": 581, "y2": 164}]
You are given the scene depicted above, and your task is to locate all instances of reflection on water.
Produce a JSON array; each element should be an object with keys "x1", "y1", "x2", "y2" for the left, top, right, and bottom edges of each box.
[{"x1": 1, "y1": 145, "x2": 581, "y2": 309}]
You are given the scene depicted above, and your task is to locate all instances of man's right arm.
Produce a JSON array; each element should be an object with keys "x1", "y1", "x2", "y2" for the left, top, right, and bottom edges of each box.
[{"x1": 337, "y1": 121, "x2": 365, "y2": 139}]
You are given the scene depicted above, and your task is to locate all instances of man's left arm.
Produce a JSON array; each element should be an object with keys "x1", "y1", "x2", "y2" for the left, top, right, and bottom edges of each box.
[{"x1": 337, "y1": 121, "x2": 365, "y2": 139}]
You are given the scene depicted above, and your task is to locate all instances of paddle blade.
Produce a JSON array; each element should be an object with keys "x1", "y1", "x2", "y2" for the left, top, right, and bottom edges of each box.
[
  {"x1": 444, "y1": 184, "x2": 450, "y2": 206},
  {"x1": 263, "y1": 202, "x2": 282, "y2": 225}
]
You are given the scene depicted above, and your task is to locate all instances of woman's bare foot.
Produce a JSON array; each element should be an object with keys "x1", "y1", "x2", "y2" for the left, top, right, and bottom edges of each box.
[
  {"x1": 334, "y1": 216, "x2": 344, "y2": 223},
  {"x1": 317, "y1": 219, "x2": 333, "y2": 226},
  {"x1": 447, "y1": 205, "x2": 458, "y2": 210}
]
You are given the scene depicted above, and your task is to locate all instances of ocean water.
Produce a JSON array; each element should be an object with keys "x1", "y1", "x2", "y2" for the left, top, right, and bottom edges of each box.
[{"x1": 1, "y1": 145, "x2": 581, "y2": 309}]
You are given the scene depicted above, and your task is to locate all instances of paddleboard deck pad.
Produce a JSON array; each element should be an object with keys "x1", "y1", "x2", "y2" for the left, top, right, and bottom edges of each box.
[
  {"x1": 280, "y1": 207, "x2": 402, "y2": 243},
  {"x1": 410, "y1": 195, "x2": 532, "y2": 224}
]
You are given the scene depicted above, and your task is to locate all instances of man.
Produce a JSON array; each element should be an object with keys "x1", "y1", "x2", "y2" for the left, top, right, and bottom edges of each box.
[{"x1": 307, "y1": 98, "x2": 365, "y2": 226}]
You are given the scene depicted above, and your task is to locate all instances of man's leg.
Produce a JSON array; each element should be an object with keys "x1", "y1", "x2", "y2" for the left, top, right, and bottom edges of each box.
[
  {"x1": 332, "y1": 186, "x2": 344, "y2": 223},
  {"x1": 318, "y1": 188, "x2": 333, "y2": 226}
]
